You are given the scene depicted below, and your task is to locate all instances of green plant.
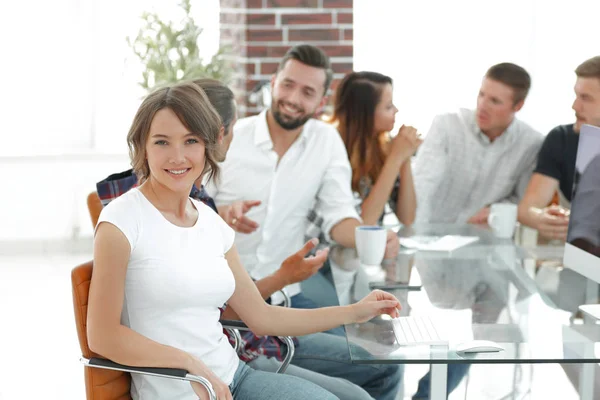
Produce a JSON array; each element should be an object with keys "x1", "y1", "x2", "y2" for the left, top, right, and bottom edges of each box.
[{"x1": 127, "y1": 0, "x2": 231, "y2": 91}]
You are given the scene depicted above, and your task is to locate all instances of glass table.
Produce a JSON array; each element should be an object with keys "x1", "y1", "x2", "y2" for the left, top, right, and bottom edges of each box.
[{"x1": 338, "y1": 224, "x2": 600, "y2": 400}]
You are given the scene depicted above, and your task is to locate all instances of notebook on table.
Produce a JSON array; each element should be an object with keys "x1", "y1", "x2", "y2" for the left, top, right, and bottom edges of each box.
[{"x1": 400, "y1": 235, "x2": 479, "y2": 252}]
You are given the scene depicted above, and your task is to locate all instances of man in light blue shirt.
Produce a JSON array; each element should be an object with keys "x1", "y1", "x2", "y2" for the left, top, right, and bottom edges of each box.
[{"x1": 414, "y1": 63, "x2": 543, "y2": 224}]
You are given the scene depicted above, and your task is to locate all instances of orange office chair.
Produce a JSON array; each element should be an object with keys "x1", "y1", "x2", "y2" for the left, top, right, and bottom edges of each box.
[{"x1": 87, "y1": 192, "x2": 103, "y2": 228}]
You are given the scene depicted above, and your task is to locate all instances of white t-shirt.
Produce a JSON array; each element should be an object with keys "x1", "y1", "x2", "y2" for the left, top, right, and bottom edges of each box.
[{"x1": 97, "y1": 188, "x2": 239, "y2": 400}]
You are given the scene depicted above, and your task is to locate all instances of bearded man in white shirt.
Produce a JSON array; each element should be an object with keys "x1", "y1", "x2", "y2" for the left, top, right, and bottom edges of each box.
[
  {"x1": 207, "y1": 44, "x2": 399, "y2": 308},
  {"x1": 413, "y1": 63, "x2": 543, "y2": 225},
  {"x1": 205, "y1": 44, "x2": 403, "y2": 400}
]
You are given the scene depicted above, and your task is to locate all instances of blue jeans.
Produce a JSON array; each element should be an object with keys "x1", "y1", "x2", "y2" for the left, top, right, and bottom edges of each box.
[
  {"x1": 292, "y1": 332, "x2": 403, "y2": 400},
  {"x1": 413, "y1": 364, "x2": 470, "y2": 399},
  {"x1": 248, "y1": 356, "x2": 372, "y2": 399},
  {"x1": 229, "y1": 360, "x2": 338, "y2": 399},
  {"x1": 300, "y1": 262, "x2": 341, "y2": 307}
]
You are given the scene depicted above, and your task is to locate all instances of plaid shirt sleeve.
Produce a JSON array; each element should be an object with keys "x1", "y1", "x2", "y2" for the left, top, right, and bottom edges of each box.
[
  {"x1": 96, "y1": 169, "x2": 139, "y2": 206},
  {"x1": 189, "y1": 185, "x2": 218, "y2": 213},
  {"x1": 234, "y1": 331, "x2": 298, "y2": 363}
]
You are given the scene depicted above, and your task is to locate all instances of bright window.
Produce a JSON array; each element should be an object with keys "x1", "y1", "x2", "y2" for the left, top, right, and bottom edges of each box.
[
  {"x1": 1, "y1": 0, "x2": 220, "y2": 156},
  {"x1": 354, "y1": 0, "x2": 600, "y2": 136}
]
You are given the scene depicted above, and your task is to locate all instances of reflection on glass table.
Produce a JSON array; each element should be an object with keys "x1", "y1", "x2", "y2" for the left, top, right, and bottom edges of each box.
[{"x1": 339, "y1": 224, "x2": 600, "y2": 400}]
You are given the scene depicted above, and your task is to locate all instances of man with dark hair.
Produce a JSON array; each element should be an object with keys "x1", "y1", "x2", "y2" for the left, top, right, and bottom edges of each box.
[
  {"x1": 206, "y1": 44, "x2": 403, "y2": 400},
  {"x1": 414, "y1": 62, "x2": 543, "y2": 224},
  {"x1": 486, "y1": 62, "x2": 531, "y2": 104},
  {"x1": 276, "y1": 44, "x2": 334, "y2": 95},
  {"x1": 518, "y1": 56, "x2": 600, "y2": 241}
]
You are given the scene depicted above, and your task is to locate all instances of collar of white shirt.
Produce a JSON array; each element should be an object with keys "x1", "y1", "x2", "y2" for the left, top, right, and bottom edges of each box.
[
  {"x1": 462, "y1": 107, "x2": 517, "y2": 146},
  {"x1": 253, "y1": 110, "x2": 309, "y2": 151}
]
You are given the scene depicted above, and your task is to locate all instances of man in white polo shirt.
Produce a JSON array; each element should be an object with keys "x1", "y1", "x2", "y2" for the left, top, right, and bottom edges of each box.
[{"x1": 206, "y1": 44, "x2": 402, "y2": 400}]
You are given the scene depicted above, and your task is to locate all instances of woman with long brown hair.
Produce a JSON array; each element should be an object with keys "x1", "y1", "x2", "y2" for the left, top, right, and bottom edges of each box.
[
  {"x1": 331, "y1": 71, "x2": 421, "y2": 225},
  {"x1": 331, "y1": 73, "x2": 471, "y2": 399},
  {"x1": 330, "y1": 72, "x2": 469, "y2": 399}
]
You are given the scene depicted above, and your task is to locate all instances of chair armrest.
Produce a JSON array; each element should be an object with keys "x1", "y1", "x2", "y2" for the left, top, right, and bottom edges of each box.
[
  {"x1": 86, "y1": 357, "x2": 188, "y2": 377},
  {"x1": 276, "y1": 335, "x2": 295, "y2": 374},
  {"x1": 220, "y1": 319, "x2": 294, "y2": 374},
  {"x1": 369, "y1": 282, "x2": 422, "y2": 291},
  {"x1": 221, "y1": 320, "x2": 250, "y2": 353},
  {"x1": 224, "y1": 327, "x2": 242, "y2": 353},
  {"x1": 278, "y1": 289, "x2": 291, "y2": 308},
  {"x1": 81, "y1": 357, "x2": 216, "y2": 400},
  {"x1": 221, "y1": 319, "x2": 251, "y2": 330}
]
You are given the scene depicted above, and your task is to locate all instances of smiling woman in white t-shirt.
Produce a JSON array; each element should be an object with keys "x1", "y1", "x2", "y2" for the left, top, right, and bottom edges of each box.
[{"x1": 87, "y1": 82, "x2": 402, "y2": 400}]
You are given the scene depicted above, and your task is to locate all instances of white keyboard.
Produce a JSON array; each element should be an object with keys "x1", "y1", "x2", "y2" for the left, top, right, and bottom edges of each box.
[{"x1": 392, "y1": 315, "x2": 449, "y2": 346}]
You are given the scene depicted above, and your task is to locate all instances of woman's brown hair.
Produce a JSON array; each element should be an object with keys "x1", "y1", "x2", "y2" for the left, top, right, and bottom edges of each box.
[
  {"x1": 331, "y1": 71, "x2": 393, "y2": 193},
  {"x1": 126, "y1": 82, "x2": 222, "y2": 183}
]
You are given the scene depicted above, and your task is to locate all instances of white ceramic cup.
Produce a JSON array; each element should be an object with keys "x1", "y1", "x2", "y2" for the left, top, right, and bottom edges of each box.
[
  {"x1": 487, "y1": 203, "x2": 518, "y2": 238},
  {"x1": 355, "y1": 226, "x2": 387, "y2": 265}
]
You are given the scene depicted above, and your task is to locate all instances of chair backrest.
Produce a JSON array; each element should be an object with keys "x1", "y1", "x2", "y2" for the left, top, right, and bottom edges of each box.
[
  {"x1": 72, "y1": 261, "x2": 132, "y2": 400},
  {"x1": 87, "y1": 192, "x2": 103, "y2": 228}
]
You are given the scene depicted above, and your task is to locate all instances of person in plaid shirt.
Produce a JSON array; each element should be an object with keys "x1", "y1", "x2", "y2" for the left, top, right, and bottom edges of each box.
[{"x1": 94, "y1": 79, "x2": 376, "y2": 399}]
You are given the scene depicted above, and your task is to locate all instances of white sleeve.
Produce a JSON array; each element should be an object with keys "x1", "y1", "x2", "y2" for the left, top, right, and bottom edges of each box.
[
  {"x1": 413, "y1": 115, "x2": 449, "y2": 223},
  {"x1": 199, "y1": 202, "x2": 235, "y2": 254},
  {"x1": 96, "y1": 196, "x2": 141, "y2": 253},
  {"x1": 216, "y1": 215, "x2": 235, "y2": 254},
  {"x1": 315, "y1": 133, "x2": 361, "y2": 242}
]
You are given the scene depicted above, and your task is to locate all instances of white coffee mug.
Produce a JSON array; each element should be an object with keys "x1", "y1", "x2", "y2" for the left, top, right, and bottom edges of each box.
[
  {"x1": 355, "y1": 226, "x2": 387, "y2": 266},
  {"x1": 487, "y1": 203, "x2": 518, "y2": 238}
]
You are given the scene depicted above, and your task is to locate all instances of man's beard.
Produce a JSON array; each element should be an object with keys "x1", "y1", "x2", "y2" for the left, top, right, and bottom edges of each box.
[{"x1": 271, "y1": 103, "x2": 312, "y2": 130}]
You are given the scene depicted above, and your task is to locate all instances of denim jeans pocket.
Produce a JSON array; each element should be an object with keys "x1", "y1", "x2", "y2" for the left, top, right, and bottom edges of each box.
[{"x1": 229, "y1": 360, "x2": 249, "y2": 393}]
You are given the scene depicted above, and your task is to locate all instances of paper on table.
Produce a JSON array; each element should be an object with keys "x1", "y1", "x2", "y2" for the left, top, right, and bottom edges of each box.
[{"x1": 400, "y1": 235, "x2": 479, "y2": 252}]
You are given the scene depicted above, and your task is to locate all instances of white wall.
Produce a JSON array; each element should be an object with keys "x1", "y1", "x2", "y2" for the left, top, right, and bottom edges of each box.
[
  {"x1": 354, "y1": 0, "x2": 600, "y2": 136},
  {"x1": 0, "y1": 154, "x2": 130, "y2": 242},
  {"x1": 3, "y1": 0, "x2": 599, "y2": 245},
  {"x1": 0, "y1": 0, "x2": 220, "y2": 247}
]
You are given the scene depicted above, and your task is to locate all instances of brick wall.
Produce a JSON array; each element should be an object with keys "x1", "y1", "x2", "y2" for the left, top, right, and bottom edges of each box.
[{"x1": 219, "y1": 0, "x2": 353, "y2": 116}]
